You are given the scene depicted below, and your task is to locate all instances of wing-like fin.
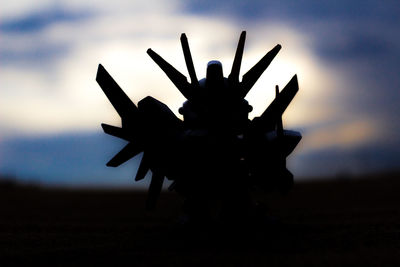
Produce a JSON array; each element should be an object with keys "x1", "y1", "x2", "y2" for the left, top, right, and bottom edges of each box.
[
  {"x1": 147, "y1": 49, "x2": 192, "y2": 100},
  {"x1": 180, "y1": 33, "x2": 199, "y2": 86},
  {"x1": 101, "y1": 123, "x2": 130, "y2": 141},
  {"x1": 135, "y1": 152, "x2": 149, "y2": 181},
  {"x1": 106, "y1": 142, "x2": 142, "y2": 167},
  {"x1": 96, "y1": 64, "x2": 139, "y2": 125},
  {"x1": 228, "y1": 31, "x2": 246, "y2": 85},
  {"x1": 258, "y1": 75, "x2": 299, "y2": 128},
  {"x1": 282, "y1": 130, "x2": 302, "y2": 157},
  {"x1": 146, "y1": 171, "x2": 164, "y2": 210},
  {"x1": 240, "y1": 44, "x2": 281, "y2": 98}
]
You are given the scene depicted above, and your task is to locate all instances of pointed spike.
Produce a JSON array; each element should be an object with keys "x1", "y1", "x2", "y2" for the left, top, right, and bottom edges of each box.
[
  {"x1": 135, "y1": 153, "x2": 149, "y2": 181},
  {"x1": 96, "y1": 64, "x2": 139, "y2": 124},
  {"x1": 180, "y1": 33, "x2": 199, "y2": 86},
  {"x1": 147, "y1": 49, "x2": 192, "y2": 100},
  {"x1": 240, "y1": 44, "x2": 281, "y2": 98},
  {"x1": 146, "y1": 172, "x2": 164, "y2": 210},
  {"x1": 258, "y1": 75, "x2": 299, "y2": 129},
  {"x1": 228, "y1": 31, "x2": 246, "y2": 85},
  {"x1": 106, "y1": 142, "x2": 143, "y2": 167},
  {"x1": 101, "y1": 123, "x2": 131, "y2": 141}
]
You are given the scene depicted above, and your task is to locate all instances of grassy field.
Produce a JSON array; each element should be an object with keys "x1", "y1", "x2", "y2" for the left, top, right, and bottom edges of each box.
[{"x1": 0, "y1": 172, "x2": 399, "y2": 266}]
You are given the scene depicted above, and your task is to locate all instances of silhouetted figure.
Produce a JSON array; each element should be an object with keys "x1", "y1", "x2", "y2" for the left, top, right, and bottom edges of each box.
[{"x1": 96, "y1": 31, "x2": 301, "y2": 225}]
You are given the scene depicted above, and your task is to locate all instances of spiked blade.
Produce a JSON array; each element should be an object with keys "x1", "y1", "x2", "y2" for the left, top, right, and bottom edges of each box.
[
  {"x1": 147, "y1": 49, "x2": 193, "y2": 100},
  {"x1": 258, "y1": 75, "x2": 299, "y2": 129},
  {"x1": 228, "y1": 31, "x2": 246, "y2": 85},
  {"x1": 101, "y1": 123, "x2": 131, "y2": 141},
  {"x1": 96, "y1": 64, "x2": 139, "y2": 126},
  {"x1": 240, "y1": 44, "x2": 281, "y2": 98},
  {"x1": 146, "y1": 171, "x2": 164, "y2": 210},
  {"x1": 106, "y1": 142, "x2": 143, "y2": 167},
  {"x1": 180, "y1": 33, "x2": 199, "y2": 86}
]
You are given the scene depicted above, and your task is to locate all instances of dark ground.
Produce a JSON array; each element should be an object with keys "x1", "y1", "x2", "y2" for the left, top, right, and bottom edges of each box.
[{"x1": 0, "y1": 172, "x2": 399, "y2": 266}]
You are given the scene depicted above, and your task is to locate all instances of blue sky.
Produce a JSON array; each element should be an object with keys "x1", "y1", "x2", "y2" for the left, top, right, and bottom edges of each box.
[{"x1": 1, "y1": 0, "x2": 399, "y2": 187}]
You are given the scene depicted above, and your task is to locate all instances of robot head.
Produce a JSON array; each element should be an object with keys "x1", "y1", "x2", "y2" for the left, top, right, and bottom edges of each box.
[{"x1": 205, "y1": 60, "x2": 224, "y2": 89}]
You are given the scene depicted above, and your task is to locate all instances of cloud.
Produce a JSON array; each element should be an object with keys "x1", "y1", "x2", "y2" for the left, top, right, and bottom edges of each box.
[
  {"x1": 1, "y1": 0, "x2": 399, "y2": 184},
  {"x1": 0, "y1": 8, "x2": 92, "y2": 33},
  {"x1": 183, "y1": 0, "x2": 400, "y2": 23}
]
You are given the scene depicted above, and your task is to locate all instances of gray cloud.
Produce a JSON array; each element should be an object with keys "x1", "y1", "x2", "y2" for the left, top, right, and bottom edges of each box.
[
  {"x1": 183, "y1": 0, "x2": 400, "y2": 70},
  {"x1": 0, "y1": 8, "x2": 92, "y2": 66},
  {"x1": 183, "y1": 0, "x2": 400, "y2": 22},
  {"x1": 0, "y1": 44, "x2": 70, "y2": 64},
  {"x1": 0, "y1": 8, "x2": 92, "y2": 33}
]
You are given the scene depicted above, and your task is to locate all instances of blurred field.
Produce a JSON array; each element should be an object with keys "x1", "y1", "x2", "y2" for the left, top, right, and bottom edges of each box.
[{"x1": 0, "y1": 172, "x2": 399, "y2": 266}]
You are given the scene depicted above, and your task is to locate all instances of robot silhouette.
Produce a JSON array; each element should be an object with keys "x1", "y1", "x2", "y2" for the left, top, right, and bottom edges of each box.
[{"x1": 96, "y1": 31, "x2": 301, "y2": 223}]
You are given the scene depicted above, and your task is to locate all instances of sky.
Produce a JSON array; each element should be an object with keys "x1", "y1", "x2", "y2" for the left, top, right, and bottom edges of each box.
[{"x1": 0, "y1": 0, "x2": 399, "y2": 187}]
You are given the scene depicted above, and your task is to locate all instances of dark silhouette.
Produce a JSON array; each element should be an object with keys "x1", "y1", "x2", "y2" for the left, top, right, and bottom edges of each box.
[{"x1": 96, "y1": 31, "x2": 301, "y2": 224}]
